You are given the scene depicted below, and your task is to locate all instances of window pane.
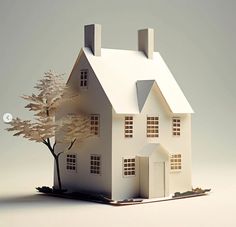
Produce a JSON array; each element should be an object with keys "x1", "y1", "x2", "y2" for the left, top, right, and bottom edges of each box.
[
  {"x1": 90, "y1": 155, "x2": 101, "y2": 175},
  {"x1": 172, "y1": 118, "x2": 181, "y2": 136},
  {"x1": 147, "y1": 116, "x2": 159, "y2": 137},
  {"x1": 124, "y1": 116, "x2": 133, "y2": 138},
  {"x1": 123, "y1": 158, "x2": 135, "y2": 176},
  {"x1": 80, "y1": 70, "x2": 88, "y2": 88},
  {"x1": 170, "y1": 154, "x2": 181, "y2": 171},
  {"x1": 66, "y1": 154, "x2": 77, "y2": 172}
]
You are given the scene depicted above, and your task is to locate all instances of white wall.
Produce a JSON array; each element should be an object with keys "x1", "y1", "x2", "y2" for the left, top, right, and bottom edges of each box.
[
  {"x1": 111, "y1": 111, "x2": 144, "y2": 200},
  {"x1": 141, "y1": 83, "x2": 192, "y2": 193},
  {"x1": 55, "y1": 51, "x2": 191, "y2": 199},
  {"x1": 54, "y1": 50, "x2": 112, "y2": 197},
  {"x1": 139, "y1": 157, "x2": 149, "y2": 198},
  {"x1": 111, "y1": 82, "x2": 192, "y2": 200}
]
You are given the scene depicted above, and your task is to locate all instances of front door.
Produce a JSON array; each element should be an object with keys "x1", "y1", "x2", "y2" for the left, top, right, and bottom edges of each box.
[{"x1": 153, "y1": 162, "x2": 165, "y2": 198}]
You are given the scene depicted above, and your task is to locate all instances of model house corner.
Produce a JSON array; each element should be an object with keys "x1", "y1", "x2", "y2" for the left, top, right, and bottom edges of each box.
[{"x1": 54, "y1": 24, "x2": 194, "y2": 201}]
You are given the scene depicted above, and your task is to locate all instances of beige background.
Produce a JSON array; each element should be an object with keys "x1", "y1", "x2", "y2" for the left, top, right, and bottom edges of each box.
[{"x1": 0, "y1": 0, "x2": 236, "y2": 226}]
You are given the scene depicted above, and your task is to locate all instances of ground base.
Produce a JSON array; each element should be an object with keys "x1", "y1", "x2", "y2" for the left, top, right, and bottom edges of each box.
[{"x1": 36, "y1": 186, "x2": 211, "y2": 206}]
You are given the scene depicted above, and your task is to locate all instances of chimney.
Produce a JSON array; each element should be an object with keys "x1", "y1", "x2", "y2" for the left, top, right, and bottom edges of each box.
[
  {"x1": 138, "y1": 28, "x2": 154, "y2": 59},
  {"x1": 84, "y1": 24, "x2": 101, "y2": 56}
]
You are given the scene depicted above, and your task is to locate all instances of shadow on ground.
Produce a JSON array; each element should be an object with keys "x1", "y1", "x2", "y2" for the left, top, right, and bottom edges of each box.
[{"x1": 0, "y1": 193, "x2": 93, "y2": 209}]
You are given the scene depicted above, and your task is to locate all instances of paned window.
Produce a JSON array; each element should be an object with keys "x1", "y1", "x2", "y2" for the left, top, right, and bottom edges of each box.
[
  {"x1": 123, "y1": 158, "x2": 135, "y2": 176},
  {"x1": 172, "y1": 117, "x2": 181, "y2": 136},
  {"x1": 124, "y1": 116, "x2": 133, "y2": 138},
  {"x1": 147, "y1": 116, "x2": 159, "y2": 137},
  {"x1": 90, "y1": 155, "x2": 101, "y2": 175},
  {"x1": 66, "y1": 154, "x2": 77, "y2": 172},
  {"x1": 90, "y1": 114, "x2": 100, "y2": 136},
  {"x1": 80, "y1": 69, "x2": 88, "y2": 88},
  {"x1": 170, "y1": 154, "x2": 182, "y2": 171}
]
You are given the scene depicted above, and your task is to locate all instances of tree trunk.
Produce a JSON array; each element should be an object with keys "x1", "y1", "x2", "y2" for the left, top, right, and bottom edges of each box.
[{"x1": 55, "y1": 156, "x2": 62, "y2": 190}]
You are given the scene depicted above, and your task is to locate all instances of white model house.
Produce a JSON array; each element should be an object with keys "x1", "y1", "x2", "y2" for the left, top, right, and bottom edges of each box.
[{"x1": 54, "y1": 24, "x2": 194, "y2": 200}]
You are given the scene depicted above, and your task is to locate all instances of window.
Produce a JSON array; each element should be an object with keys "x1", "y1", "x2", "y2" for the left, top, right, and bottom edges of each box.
[
  {"x1": 66, "y1": 154, "x2": 77, "y2": 172},
  {"x1": 147, "y1": 116, "x2": 159, "y2": 137},
  {"x1": 124, "y1": 116, "x2": 133, "y2": 138},
  {"x1": 172, "y1": 117, "x2": 181, "y2": 136},
  {"x1": 80, "y1": 69, "x2": 88, "y2": 88},
  {"x1": 90, "y1": 155, "x2": 101, "y2": 175},
  {"x1": 123, "y1": 158, "x2": 135, "y2": 177},
  {"x1": 90, "y1": 114, "x2": 100, "y2": 136},
  {"x1": 170, "y1": 154, "x2": 182, "y2": 171}
]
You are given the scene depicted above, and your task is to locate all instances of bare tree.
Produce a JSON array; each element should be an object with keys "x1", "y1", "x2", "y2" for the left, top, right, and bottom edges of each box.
[{"x1": 6, "y1": 71, "x2": 92, "y2": 190}]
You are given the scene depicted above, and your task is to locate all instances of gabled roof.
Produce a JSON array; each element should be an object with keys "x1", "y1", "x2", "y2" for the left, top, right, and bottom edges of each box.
[
  {"x1": 82, "y1": 47, "x2": 194, "y2": 114},
  {"x1": 136, "y1": 80, "x2": 155, "y2": 112},
  {"x1": 138, "y1": 143, "x2": 169, "y2": 159}
]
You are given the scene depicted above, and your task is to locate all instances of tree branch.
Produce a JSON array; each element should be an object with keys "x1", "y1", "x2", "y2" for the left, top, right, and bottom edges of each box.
[
  {"x1": 42, "y1": 138, "x2": 56, "y2": 158},
  {"x1": 47, "y1": 138, "x2": 53, "y2": 150},
  {"x1": 53, "y1": 141, "x2": 57, "y2": 151},
  {"x1": 67, "y1": 138, "x2": 76, "y2": 150},
  {"x1": 56, "y1": 151, "x2": 63, "y2": 158}
]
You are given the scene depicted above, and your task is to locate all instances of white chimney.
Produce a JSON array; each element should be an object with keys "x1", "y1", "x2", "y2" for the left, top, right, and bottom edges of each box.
[
  {"x1": 84, "y1": 24, "x2": 101, "y2": 56},
  {"x1": 138, "y1": 28, "x2": 154, "y2": 59}
]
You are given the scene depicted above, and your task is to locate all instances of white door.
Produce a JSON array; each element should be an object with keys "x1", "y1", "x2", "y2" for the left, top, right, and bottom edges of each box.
[{"x1": 153, "y1": 162, "x2": 165, "y2": 198}]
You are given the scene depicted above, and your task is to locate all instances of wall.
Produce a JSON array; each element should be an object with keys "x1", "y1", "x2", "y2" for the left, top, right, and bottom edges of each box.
[
  {"x1": 139, "y1": 157, "x2": 149, "y2": 198},
  {"x1": 112, "y1": 82, "x2": 191, "y2": 200},
  {"x1": 54, "y1": 50, "x2": 112, "y2": 197},
  {"x1": 142, "y1": 83, "x2": 192, "y2": 193}
]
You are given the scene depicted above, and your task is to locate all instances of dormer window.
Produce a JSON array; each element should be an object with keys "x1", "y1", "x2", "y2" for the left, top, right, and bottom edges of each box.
[{"x1": 80, "y1": 69, "x2": 88, "y2": 88}]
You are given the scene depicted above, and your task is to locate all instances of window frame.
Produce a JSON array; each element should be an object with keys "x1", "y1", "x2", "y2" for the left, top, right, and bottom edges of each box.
[
  {"x1": 90, "y1": 154, "x2": 101, "y2": 175},
  {"x1": 90, "y1": 114, "x2": 100, "y2": 136},
  {"x1": 122, "y1": 157, "x2": 136, "y2": 177},
  {"x1": 172, "y1": 117, "x2": 181, "y2": 136},
  {"x1": 170, "y1": 154, "x2": 182, "y2": 172},
  {"x1": 66, "y1": 154, "x2": 77, "y2": 173},
  {"x1": 124, "y1": 116, "x2": 133, "y2": 138},
  {"x1": 80, "y1": 69, "x2": 88, "y2": 89},
  {"x1": 146, "y1": 116, "x2": 159, "y2": 138}
]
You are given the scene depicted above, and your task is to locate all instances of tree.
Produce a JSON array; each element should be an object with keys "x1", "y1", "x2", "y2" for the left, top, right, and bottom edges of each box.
[{"x1": 6, "y1": 70, "x2": 93, "y2": 190}]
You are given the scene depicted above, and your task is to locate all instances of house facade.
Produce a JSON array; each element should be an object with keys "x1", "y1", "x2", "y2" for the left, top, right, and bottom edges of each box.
[{"x1": 54, "y1": 24, "x2": 193, "y2": 201}]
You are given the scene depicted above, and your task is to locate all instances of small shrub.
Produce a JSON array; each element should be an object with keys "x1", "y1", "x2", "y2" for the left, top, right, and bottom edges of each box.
[{"x1": 36, "y1": 186, "x2": 53, "y2": 193}]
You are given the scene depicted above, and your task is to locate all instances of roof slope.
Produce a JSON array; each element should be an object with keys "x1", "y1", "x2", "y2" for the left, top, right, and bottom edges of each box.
[
  {"x1": 138, "y1": 143, "x2": 169, "y2": 156},
  {"x1": 83, "y1": 47, "x2": 193, "y2": 114},
  {"x1": 136, "y1": 80, "x2": 155, "y2": 112}
]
